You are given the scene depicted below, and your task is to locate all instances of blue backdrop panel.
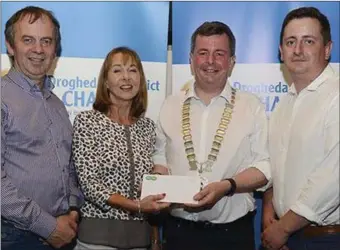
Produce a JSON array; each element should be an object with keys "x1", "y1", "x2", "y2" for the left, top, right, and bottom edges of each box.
[
  {"x1": 1, "y1": 1, "x2": 169, "y2": 62},
  {"x1": 173, "y1": 1, "x2": 339, "y2": 64}
]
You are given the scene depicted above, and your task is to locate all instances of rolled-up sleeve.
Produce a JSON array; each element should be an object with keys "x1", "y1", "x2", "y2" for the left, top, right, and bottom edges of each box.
[{"x1": 250, "y1": 101, "x2": 271, "y2": 191}]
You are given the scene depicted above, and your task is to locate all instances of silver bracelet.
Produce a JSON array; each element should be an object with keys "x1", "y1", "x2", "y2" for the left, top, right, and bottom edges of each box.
[{"x1": 136, "y1": 200, "x2": 142, "y2": 214}]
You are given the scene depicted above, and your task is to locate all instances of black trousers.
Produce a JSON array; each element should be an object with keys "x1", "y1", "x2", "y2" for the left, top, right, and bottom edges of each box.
[{"x1": 163, "y1": 211, "x2": 256, "y2": 250}]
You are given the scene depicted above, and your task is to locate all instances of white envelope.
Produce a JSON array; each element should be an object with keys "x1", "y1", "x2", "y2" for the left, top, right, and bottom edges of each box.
[{"x1": 140, "y1": 174, "x2": 201, "y2": 204}]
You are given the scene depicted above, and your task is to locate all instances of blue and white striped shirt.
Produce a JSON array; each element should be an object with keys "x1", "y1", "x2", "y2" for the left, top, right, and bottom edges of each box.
[{"x1": 1, "y1": 68, "x2": 84, "y2": 239}]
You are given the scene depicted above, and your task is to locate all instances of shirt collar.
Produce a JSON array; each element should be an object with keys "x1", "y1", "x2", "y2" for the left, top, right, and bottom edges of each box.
[
  {"x1": 6, "y1": 67, "x2": 54, "y2": 96},
  {"x1": 288, "y1": 64, "x2": 336, "y2": 95},
  {"x1": 183, "y1": 80, "x2": 233, "y2": 103}
]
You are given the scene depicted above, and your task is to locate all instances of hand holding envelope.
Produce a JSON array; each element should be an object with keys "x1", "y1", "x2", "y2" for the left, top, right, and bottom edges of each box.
[
  {"x1": 141, "y1": 174, "x2": 231, "y2": 210},
  {"x1": 141, "y1": 175, "x2": 201, "y2": 204},
  {"x1": 184, "y1": 181, "x2": 231, "y2": 209},
  {"x1": 139, "y1": 193, "x2": 170, "y2": 213}
]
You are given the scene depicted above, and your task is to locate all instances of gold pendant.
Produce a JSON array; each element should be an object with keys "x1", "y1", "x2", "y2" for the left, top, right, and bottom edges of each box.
[{"x1": 197, "y1": 161, "x2": 213, "y2": 173}]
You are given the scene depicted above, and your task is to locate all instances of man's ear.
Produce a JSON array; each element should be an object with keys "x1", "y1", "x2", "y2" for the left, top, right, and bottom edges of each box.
[
  {"x1": 279, "y1": 45, "x2": 284, "y2": 62},
  {"x1": 228, "y1": 56, "x2": 236, "y2": 76},
  {"x1": 6, "y1": 40, "x2": 15, "y2": 56},
  {"x1": 189, "y1": 53, "x2": 194, "y2": 76},
  {"x1": 325, "y1": 41, "x2": 332, "y2": 61}
]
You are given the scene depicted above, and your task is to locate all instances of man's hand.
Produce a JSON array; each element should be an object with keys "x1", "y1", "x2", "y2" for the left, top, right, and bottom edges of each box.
[
  {"x1": 262, "y1": 214, "x2": 278, "y2": 231},
  {"x1": 184, "y1": 180, "x2": 230, "y2": 209},
  {"x1": 262, "y1": 201, "x2": 278, "y2": 231},
  {"x1": 261, "y1": 218, "x2": 289, "y2": 250},
  {"x1": 68, "y1": 210, "x2": 79, "y2": 231},
  {"x1": 46, "y1": 214, "x2": 77, "y2": 248},
  {"x1": 261, "y1": 221, "x2": 290, "y2": 250}
]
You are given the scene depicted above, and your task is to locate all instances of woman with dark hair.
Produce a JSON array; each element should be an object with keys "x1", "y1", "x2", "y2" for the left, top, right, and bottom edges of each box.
[{"x1": 72, "y1": 47, "x2": 169, "y2": 250}]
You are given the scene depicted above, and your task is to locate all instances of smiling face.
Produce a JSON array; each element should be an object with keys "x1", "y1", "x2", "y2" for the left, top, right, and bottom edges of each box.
[
  {"x1": 280, "y1": 17, "x2": 331, "y2": 80},
  {"x1": 6, "y1": 14, "x2": 56, "y2": 86},
  {"x1": 106, "y1": 52, "x2": 141, "y2": 105},
  {"x1": 190, "y1": 34, "x2": 235, "y2": 93}
]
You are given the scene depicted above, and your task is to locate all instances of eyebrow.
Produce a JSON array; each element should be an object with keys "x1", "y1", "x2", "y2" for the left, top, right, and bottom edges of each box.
[
  {"x1": 21, "y1": 35, "x2": 53, "y2": 40},
  {"x1": 21, "y1": 35, "x2": 34, "y2": 39},
  {"x1": 284, "y1": 35, "x2": 318, "y2": 40},
  {"x1": 215, "y1": 49, "x2": 228, "y2": 53},
  {"x1": 197, "y1": 48, "x2": 228, "y2": 53},
  {"x1": 112, "y1": 63, "x2": 137, "y2": 67},
  {"x1": 41, "y1": 37, "x2": 53, "y2": 40}
]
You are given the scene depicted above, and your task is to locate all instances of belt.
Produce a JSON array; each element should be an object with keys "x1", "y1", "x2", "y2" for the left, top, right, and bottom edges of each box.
[
  {"x1": 169, "y1": 211, "x2": 255, "y2": 230},
  {"x1": 302, "y1": 224, "x2": 340, "y2": 238}
]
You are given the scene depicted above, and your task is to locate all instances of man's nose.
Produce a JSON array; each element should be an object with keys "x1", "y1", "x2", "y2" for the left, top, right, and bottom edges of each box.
[
  {"x1": 207, "y1": 54, "x2": 215, "y2": 64},
  {"x1": 294, "y1": 41, "x2": 303, "y2": 55},
  {"x1": 32, "y1": 42, "x2": 43, "y2": 53}
]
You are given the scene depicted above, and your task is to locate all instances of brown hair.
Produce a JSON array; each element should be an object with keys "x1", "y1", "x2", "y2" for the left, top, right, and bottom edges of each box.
[
  {"x1": 5, "y1": 6, "x2": 61, "y2": 57},
  {"x1": 191, "y1": 21, "x2": 236, "y2": 56},
  {"x1": 278, "y1": 7, "x2": 331, "y2": 62},
  {"x1": 93, "y1": 47, "x2": 148, "y2": 119},
  {"x1": 280, "y1": 7, "x2": 331, "y2": 46}
]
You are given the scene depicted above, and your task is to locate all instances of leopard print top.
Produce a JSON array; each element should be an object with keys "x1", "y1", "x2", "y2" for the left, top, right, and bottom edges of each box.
[{"x1": 72, "y1": 109, "x2": 156, "y2": 220}]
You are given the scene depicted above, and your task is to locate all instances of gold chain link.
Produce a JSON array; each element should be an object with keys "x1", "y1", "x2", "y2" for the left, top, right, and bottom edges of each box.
[{"x1": 182, "y1": 88, "x2": 237, "y2": 172}]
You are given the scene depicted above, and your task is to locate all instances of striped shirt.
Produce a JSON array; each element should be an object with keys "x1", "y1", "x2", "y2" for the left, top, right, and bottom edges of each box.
[{"x1": 1, "y1": 68, "x2": 84, "y2": 239}]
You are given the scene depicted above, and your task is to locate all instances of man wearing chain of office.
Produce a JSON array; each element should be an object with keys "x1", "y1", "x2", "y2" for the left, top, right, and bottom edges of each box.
[{"x1": 152, "y1": 21, "x2": 271, "y2": 250}]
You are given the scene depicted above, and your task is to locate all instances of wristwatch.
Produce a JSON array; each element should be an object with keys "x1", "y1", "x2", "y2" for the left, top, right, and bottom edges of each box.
[{"x1": 223, "y1": 178, "x2": 237, "y2": 196}]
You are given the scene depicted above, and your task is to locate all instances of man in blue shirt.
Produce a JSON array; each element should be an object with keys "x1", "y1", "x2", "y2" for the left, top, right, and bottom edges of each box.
[{"x1": 1, "y1": 6, "x2": 84, "y2": 250}]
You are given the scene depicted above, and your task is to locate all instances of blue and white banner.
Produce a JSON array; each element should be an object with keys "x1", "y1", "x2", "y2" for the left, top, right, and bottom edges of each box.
[
  {"x1": 172, "y1": 1, "x2": 339, "y2": 249},
  {"x1": 172, "y1": 1, "x2": 339, "y2": 114},
  {"x1": 1, "y1": 1, "x2": 169, "y2": 123}
]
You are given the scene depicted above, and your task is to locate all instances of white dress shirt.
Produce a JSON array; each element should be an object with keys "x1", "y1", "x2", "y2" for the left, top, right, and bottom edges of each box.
[
  {"x1": 269, "y1": 65, "x2": 339, "y2": 225},
  {"x1": 153, "y1": 82, "x2": 271, "y2": 223}
]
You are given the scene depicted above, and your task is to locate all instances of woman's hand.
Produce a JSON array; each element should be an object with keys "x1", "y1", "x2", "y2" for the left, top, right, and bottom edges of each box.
[
  {"x1": 139, "y1": 193, "x2": 170, "y2": 213},
  {"x1": 152, "y1": 165, "x2": 169, "y2": 175}
]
